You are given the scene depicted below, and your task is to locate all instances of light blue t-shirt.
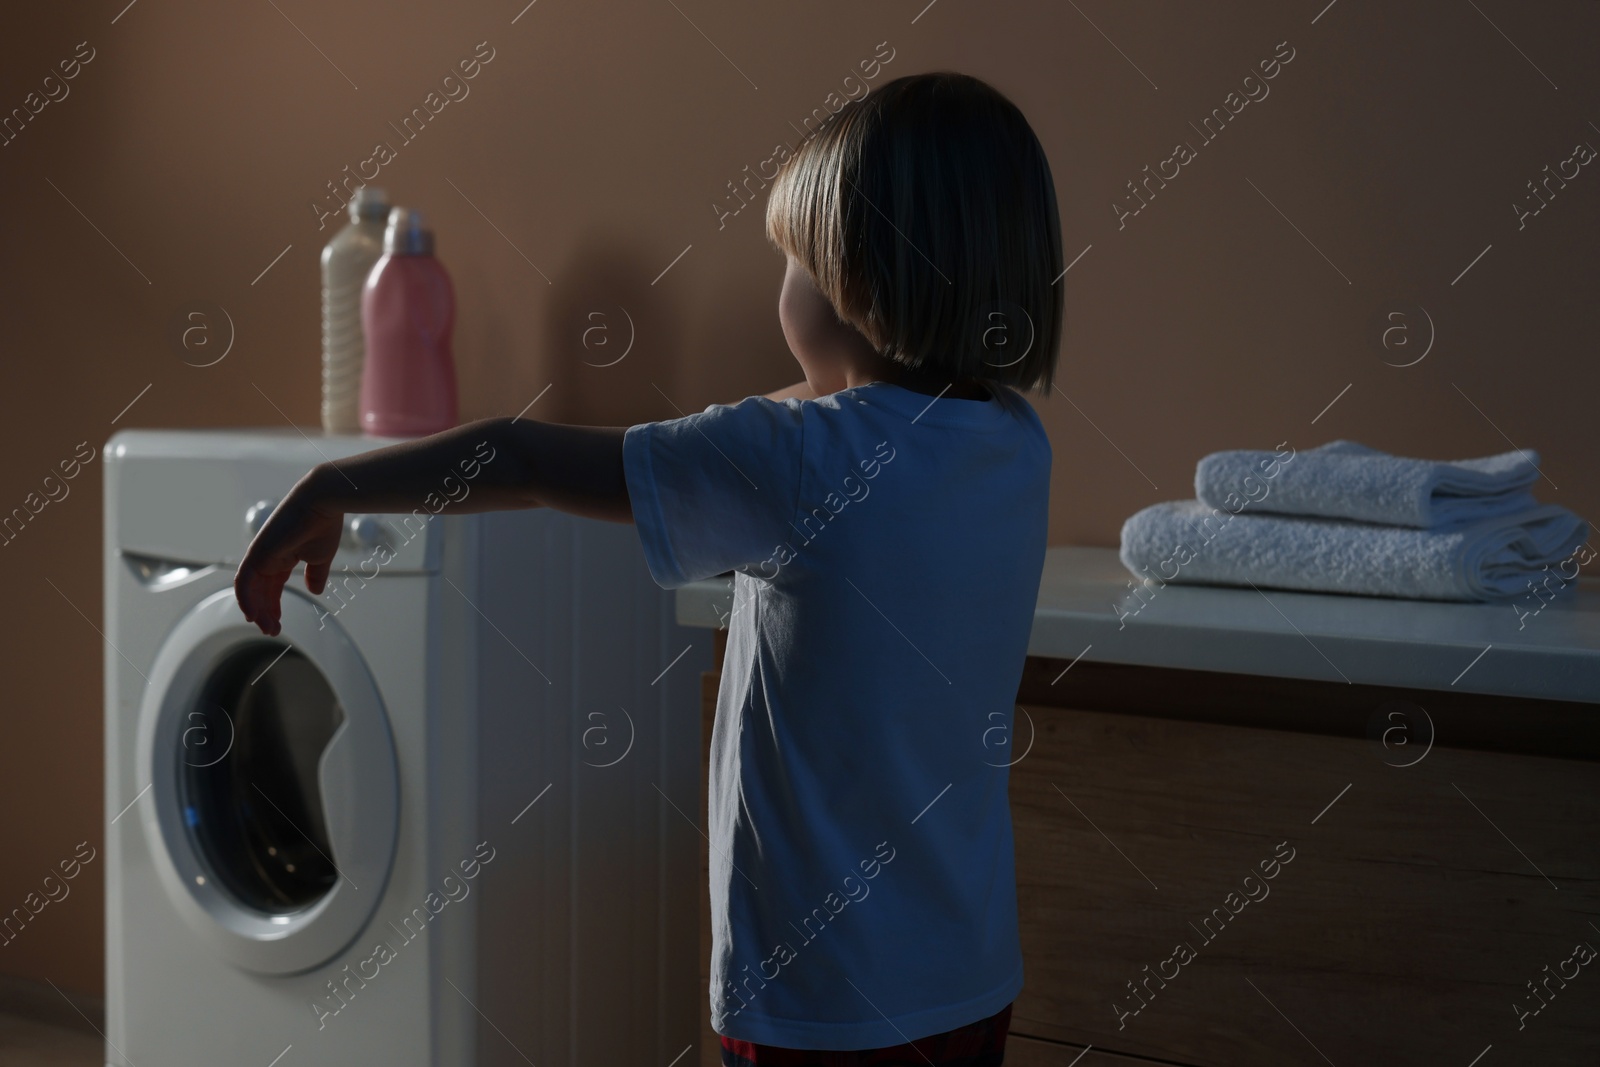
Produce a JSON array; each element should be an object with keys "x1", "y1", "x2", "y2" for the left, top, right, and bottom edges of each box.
[{"x1": 623, "y1": 379, "x2": 1051, "y2": 1049}]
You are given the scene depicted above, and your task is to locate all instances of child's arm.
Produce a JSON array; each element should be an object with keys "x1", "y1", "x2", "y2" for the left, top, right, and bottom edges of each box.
[
  {"x1": 311, "y1": 417, "x2": 627, "y2": 519},
  {"x1": 234, "y1": 416, "x2": 627, "y2": 635}
]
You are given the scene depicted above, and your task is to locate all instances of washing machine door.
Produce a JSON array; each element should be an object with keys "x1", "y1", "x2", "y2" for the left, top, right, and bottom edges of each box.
[{"x1": 136, "y1": 586, "x2": 400, "y2": 976}]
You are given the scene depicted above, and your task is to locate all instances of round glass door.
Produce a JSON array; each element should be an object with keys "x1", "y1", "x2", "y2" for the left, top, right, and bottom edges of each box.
[
  {"x1": 179, "y1": 642, "x2": 344, "y2": 914},
  {"x1": 138, "y1": 587, "x2": 399, "y2": 976}
]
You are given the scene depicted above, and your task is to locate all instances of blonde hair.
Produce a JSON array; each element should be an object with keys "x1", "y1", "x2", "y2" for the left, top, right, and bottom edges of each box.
[{"x1": 765, "y1": 72, "x2": 1064, "y2": 393}]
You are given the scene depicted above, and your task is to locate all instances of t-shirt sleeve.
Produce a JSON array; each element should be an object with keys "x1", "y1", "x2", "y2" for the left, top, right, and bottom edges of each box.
[{"x1": 623, "y1": 395, "x2": 806, "y2": 589}]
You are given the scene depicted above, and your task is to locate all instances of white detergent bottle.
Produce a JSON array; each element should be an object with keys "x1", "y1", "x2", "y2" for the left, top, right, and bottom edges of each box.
[{"x1": 320, "y1": 185, "x2": 390, "y2": 433}]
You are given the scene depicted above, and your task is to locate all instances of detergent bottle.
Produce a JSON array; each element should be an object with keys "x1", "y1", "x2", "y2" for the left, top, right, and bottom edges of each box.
[{"x1": 359, "y1": 208, "x2": 458, "y2": 437}]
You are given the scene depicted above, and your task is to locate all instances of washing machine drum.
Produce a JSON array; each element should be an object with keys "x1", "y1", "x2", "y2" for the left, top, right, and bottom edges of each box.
[
  {"x1": 181, "y1": 643, "x2": 345, "y2": 913},
  {"x1": 137, "y1": 588, "x2": 400, "y2": 976}
]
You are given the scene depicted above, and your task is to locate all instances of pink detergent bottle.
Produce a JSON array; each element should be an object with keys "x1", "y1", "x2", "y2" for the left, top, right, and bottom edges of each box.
[{"x1": 359, "y1": 208, "x2": 458, "y2": 436}]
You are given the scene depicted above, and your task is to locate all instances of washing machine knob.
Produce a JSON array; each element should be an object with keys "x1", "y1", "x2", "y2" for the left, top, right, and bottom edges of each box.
[
  {"x1": 348, "y1": 515, "x2": 393, "y2": 553},
  {"x1": 245, "y1": 499, "x2": 278, "y2": 539}
]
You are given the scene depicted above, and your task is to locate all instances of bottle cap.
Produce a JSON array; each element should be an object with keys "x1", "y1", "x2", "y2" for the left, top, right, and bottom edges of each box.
[
  {"x1": 383, "y1": 207, "x2": 434, "y2": 255},
  {"x1": 349, "y1": 185, "x2": 390, "y2": 222}
]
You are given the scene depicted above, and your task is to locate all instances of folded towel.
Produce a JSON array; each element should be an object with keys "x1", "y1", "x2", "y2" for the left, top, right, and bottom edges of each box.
[
  {"x1": 1119, "y1": 499, "x2": 1589, "y2": 602},
  {"x1": 1195, "y1": 440, "x2": 1540, "y2": 528}
]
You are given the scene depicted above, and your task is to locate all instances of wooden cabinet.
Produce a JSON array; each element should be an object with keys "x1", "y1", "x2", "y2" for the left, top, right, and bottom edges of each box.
[{"x1": 696, "y1": 631, "x2": 1600, "y2": 1065}]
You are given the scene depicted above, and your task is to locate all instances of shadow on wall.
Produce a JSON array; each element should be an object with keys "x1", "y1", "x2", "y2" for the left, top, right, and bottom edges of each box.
[{"x1": 543, "y1": 235, "x2": 687, "y2": 429}]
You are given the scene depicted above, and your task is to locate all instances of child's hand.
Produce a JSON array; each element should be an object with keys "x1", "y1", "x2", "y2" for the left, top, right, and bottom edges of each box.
[{"x1": 233, "y1": 470, "x2": 345, "y2": 636}]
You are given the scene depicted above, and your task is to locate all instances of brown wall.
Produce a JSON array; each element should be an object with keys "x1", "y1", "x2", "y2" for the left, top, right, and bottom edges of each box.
[{"x1": 2, "y1": 0, "x2": 1595, "y2": 1000}]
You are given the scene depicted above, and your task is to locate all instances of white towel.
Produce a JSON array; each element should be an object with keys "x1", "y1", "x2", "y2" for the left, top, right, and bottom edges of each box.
[
  {"x1": 1118, "y1": 499, "x2": 1589, "y2": 602},
  {"x1": 1195, "y1": 440, "x2": 1540, "y2": 528}
]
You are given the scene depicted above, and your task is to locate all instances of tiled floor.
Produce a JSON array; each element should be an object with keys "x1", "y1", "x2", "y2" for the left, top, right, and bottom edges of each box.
[{"x1": 0, "y1": 1015, "x2": 98, "y2": 1067}]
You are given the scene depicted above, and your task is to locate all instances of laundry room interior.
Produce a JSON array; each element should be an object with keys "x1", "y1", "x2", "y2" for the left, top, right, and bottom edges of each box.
[{"x1": 1, "y1": 1, "x2": 1598, "y2": 1065}]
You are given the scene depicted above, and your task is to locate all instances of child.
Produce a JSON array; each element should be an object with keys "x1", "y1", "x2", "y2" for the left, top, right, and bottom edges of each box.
[{"x1": 236, "y1": 71, "x2": 1061, "y2": 1066}]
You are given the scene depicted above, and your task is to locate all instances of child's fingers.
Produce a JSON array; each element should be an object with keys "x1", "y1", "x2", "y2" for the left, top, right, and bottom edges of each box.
[
  {"x1": 243, "y1": 572, "x2": 269, "y2": 631},
  {"x1": 234, "y1": 561, "x2": 262, "y2": 622},
  {"x1": 236, "y1": 556, "x2": 291, "y2": 635},
  {"x1": 256, "y1": 574, "x2": 284, "y2": 635},
  {"x1": 232, "y1": 570, "x2": 252, "y2": 624},
  {"x1": 306, "y1": 560, "x2": 331, "y2": 595},
  {"x1": 236, "y1": 494, "x2": 341, "y2": 633}
]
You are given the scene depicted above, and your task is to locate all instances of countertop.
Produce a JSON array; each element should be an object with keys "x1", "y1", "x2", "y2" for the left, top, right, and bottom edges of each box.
[{"x1": 672, "y1": 546, "x2": 1600, "y2": 704}]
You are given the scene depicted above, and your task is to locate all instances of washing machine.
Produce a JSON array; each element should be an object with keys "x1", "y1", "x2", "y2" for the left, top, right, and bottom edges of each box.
[{"x1": 103, "y1": 428, "x2": 707, "y2": 1066}]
